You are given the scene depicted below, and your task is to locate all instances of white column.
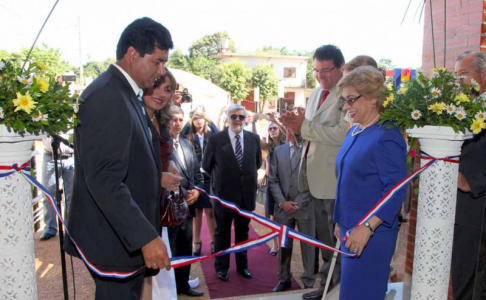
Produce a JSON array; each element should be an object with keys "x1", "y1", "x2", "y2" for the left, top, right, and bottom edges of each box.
[
  {"x1": 0, "y1": 125, "x2": 41, "y2": 300},
  {"x1": 407, "y1": 126, "x2": 472, "y2": 299}
]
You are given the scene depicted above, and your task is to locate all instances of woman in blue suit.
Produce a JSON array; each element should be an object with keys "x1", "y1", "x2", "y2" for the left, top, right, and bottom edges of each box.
[{"x1": 334, "y1": 66, "x2": 407, "y2": 299}]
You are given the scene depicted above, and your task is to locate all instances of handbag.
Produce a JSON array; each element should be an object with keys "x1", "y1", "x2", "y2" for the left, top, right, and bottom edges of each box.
[
  {"x1": 160, "y1": 187, "x2": 189, "y2": 227},
  {"x1": 256, "y1": 175, "x2": 267, "y2": 205}
]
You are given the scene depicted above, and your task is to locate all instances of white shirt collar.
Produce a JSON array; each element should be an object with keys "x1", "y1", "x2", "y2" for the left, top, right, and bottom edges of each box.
[
  {"x1": 228, "y1": 128, "x2": 244, "y2": 141},
  {"x1": 112, "y1": 63, "x2": 143, "y2": 97}
]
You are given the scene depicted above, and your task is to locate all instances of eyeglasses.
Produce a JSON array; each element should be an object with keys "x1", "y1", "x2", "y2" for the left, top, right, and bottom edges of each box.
[
  {"x1": 339, "y1": 95, "x2": 362, "y2": 106},
  {"x1": 312, "y1": 67, "x2": 336, "y2": 76},
  {"x1": 268, "y1": 127, "x2": 278, "y2": 131},
  {"x1": 230, "y1": 114, "x2": 246, "y2": 121}
]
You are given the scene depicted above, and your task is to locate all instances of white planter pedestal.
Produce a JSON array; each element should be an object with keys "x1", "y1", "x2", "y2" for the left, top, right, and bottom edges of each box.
[
  {"x1": 407, "y1": 126, "x2": 472, "y2": 300},
  {"x1": 0, "y1": 125, "x2": 45, "y2": 300}
]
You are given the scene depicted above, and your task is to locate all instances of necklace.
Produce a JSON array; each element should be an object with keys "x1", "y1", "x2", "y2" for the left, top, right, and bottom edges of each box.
[
  {"x1": 150, "y1": 114, "x2": 157, "y2": 122},
  {"x1": 351, "y1": 114, "x2": 380, "y2": 137}
]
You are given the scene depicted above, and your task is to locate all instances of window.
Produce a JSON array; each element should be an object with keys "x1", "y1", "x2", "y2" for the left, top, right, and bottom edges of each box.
[{"x1": 284, "y1": 67, "x2": 296, "y2": 78}]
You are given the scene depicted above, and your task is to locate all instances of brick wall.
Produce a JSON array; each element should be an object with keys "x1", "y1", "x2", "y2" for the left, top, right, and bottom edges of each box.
[{"x1": 421, "y1": 0, "x2": 483, "y2": 71}]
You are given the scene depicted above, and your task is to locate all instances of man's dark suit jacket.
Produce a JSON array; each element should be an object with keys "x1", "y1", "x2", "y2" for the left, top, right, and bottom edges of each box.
[
  {"x1": 170, "y1": 136, "x2": 204, "y2": 216},
  {"x1": 202, "y1": 128, "x2": 262, "y2": 210},
  {"x1": 65, "y1": 65, "x2": 162, "y2": 270}
]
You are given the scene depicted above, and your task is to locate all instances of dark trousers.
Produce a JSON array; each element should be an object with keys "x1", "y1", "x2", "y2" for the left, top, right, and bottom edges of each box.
[
  {"x1": 452, "y1": 192, "x2": 485, "y2": 300},
  {"x1": 314, "y1": 198, "x2": 341, "y2": 287},
  {"x1": 214, "y1": 202, "x2": 251, "y2": 272},
  {"x1": 89, "y1": 268, "x2": 144, "y2": 300},
  {"x1": 168, "y1": 217, "x2": 193, "y2": 293}
]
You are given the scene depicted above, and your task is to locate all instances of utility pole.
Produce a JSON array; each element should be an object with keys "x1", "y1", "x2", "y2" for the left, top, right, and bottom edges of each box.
[{"x1": 78, "y1": 15, "x2": 84, "y2": 87}]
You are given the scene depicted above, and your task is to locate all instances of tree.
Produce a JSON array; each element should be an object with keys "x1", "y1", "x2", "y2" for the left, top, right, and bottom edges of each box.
[
  {"x1": 167, "y1": 48, "x2": 190, "y2": 71},
  {"x1": 214, "y1": 59, "x2": 251, "y2": 103},
  {"x1": 187, "y1": 56, "x2": 217, "y2": 81},
  {"x1": 83, "y1": 58, "x2": 115, "y2": 79},
  {"x1": 251, "y1": 64, "x2": 278, "y2": 112},
  {"x1": 189, "y1": 31, "x2": 235, "y2": 58},
  {"x1": 378, "y1": 58, "x2": 395, "y2": 70},
  {"x1": 0, "y1": 44, "x2": 75, "y2": 79}
]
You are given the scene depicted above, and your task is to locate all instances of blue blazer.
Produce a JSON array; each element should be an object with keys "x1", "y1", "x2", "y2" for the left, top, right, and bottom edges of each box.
[{"x1": 334, "y1": 122, "x2": 407, "y2": 232}]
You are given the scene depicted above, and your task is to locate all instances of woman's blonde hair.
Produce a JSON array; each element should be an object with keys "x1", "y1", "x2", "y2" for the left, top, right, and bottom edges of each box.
[{"x1": 338, "y1": 66, "x2": 387, "y2": 111}]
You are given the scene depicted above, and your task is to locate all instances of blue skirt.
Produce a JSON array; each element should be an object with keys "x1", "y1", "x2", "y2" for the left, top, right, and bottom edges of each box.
[{"x1": 339, "y1": 225, "x2": 398, "y2": 300}]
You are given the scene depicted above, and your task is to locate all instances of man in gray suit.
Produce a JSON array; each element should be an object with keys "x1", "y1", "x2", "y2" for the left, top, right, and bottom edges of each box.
[
  {"x1": 280, "y1": 44, "x2": 347, "y2": 300},
  {"x1": 269, "y1": 129, "x2": 315, "y2": 292}
]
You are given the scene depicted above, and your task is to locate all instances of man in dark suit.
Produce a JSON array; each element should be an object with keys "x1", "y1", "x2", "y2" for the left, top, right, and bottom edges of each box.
[
  {"x1": 269, "y1": 129, "x2": 316, "y2": 292},
  {"x1": 167, "y1": 105, "x2": 205, "y2": 297},
  {"x1": 202, "y1": 104, "x2": 262, "y2": 282},
  {"x1": 64, "y1": 18, "x2": 173, "y2": 299},
  {"x1": 452, "y1": 50, "x2": 486, "y2": 300}
]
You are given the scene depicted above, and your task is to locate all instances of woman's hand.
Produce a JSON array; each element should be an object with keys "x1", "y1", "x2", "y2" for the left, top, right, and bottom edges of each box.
[
  {"x1": 185, "y1": 189, "x2": 200, "y2": 205},
  {"x1": 344, "y1": 225, "x2": 372, "y2": 256},
  {"x1": 334, "y1": 225, "x2": 341, "y2": 241},
  {"x1": 161, "y1": 172, "x2": 182, "y2": 191},
  {"x1": 252, "y1": 114, "x2": 259, "y2": 124}
]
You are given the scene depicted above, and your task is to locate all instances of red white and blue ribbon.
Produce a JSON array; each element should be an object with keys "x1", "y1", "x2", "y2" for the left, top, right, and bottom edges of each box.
[
  {"x1": 0, "y1": 161, "x2": 142, "y2": 279},
  {"x1": 343, "y1": 151, "x2": 460, "y2": 241}
]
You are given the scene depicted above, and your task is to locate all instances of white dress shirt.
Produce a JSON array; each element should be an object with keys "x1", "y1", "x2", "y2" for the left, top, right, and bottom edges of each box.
[{"x1": 228, "y1": 129, "x2": 244, "y2": 154}]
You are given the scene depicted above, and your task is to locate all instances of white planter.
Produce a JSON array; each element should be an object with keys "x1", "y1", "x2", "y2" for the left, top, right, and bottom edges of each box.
[
  {"x1": 406, "y1": 126, "x2": 472, "y2": 300},
  {"x1": 0, "y1": 124, "x2": 45, "y2": 300}
]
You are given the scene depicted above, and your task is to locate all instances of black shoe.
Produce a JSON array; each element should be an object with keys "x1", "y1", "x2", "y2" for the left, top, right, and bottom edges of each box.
[
  {"x1": 193, "y1": 241, "x2": 202, "y2": 256},
  {"x1": 237, "y1": 268, "x2": 252, "y2": 279},
  {"x1": 272, "y1": 281, "x2": 291, "y2": 292},
  {"x1": 303, "y1": 284, "x2": 314, "y2": 289},
  {"x1": 179, "y1": 288, "x2": 204, "y2": 297},
  {"x1": 217, "y1": 271, "x2": 229, "y2": 282},
  {"x1": 302, "y1": 286, "x2": 324, "y2": 300},
  {"x1": 39, "y1": 232, "x2": 55, "y2": 241}
]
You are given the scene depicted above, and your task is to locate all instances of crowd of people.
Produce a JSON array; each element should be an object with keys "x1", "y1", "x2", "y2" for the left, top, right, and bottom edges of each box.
[{"x1": 40, "y1": 16, "x2": 486, "y2": 300}]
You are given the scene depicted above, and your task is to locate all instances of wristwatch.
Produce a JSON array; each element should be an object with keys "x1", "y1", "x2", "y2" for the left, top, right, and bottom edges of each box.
[{"x1": 364, "y1": 221, "x2": 374, "y2": 236}]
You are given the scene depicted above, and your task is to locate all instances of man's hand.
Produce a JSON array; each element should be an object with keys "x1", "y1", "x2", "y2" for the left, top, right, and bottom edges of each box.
[
  {"x1": 280, "y1": 201, "x2": 298, "y2": 214},
  {"x1": 458, "y1": 172, "x2": 471, "y2": 192},
  {"x1": 278, "y1": 107, "x2": 306, "y2": 134},
  {"x1": 141, "y1": 237, "x2": 171, "y2": 270},
  {"x1": 186, "y1": 189, "x2": 200, "y2": 205}
]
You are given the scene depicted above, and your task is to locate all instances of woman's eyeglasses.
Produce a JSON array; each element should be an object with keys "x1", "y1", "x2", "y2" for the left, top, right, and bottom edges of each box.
[
  {"x1": 268, "y1": 127, "x2": 278, "y2": 131},
  {"x1": 339, "y1": 95, "x2": 362, "y2": 106},
  {"x1": 230, "y1": 114, "x2": 246, "y2": 121}
]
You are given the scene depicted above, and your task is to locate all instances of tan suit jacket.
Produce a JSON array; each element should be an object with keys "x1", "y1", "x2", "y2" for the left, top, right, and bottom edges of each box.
[{"x1": 298, "y1": 85, "x2": 347, "y2": 199}]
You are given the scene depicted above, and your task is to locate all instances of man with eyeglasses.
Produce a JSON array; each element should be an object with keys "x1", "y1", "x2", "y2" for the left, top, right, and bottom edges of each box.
[
  {"x1": 280, "y1": 44, "x2": 347, "y2": 300},
  {"x1": 202, "y1": 104, "x2": 262, "y2": 282}
]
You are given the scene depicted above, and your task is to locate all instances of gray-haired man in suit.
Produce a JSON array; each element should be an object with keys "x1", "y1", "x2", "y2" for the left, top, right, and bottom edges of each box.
[{"x1": 269, "y1": 128, "x2": 316, "y2": 292}]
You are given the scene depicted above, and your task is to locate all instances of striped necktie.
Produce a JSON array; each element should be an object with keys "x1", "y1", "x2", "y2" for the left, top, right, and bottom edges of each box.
[
  {"x1": 235, "y1": 135, "x2": 243, "y2": 169},
  {"x1": 137, "y1": 91, "x2": 146, "y2": 115}
]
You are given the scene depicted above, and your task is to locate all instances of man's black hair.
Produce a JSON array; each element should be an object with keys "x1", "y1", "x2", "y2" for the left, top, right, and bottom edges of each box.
[
  {"x1": 116, "y1": 17, "x2": 173, "y2": 60},
  {"x1": 313, "y1": 44, "x2": 345, "y2": 68}
]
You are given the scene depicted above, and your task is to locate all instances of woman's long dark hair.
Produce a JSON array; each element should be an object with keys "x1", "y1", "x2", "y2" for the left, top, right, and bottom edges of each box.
[
  {"x1": 267, "y1": 122, "x2": 286, "y2": 155},
  {"x1": 143, "y1": 68, "x2": 176, "y2": 129},
  {"x1": 185, "y1": 107, "x2": 211, "y2": 144}
]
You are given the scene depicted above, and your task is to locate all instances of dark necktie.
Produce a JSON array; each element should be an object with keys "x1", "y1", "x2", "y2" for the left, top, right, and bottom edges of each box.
[{"x1": 235, "y1": 135, "x2": 243, "y2": 169}]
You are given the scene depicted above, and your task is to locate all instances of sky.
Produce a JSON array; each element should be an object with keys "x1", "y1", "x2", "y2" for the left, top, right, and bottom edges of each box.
[{"x1": 0, "y1": 0, "x2": 425, "y2": 69}]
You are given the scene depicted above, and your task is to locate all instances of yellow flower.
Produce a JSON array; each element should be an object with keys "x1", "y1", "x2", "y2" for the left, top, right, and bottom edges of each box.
[
  {"x1": 383, "y1": 94, "x2": 395, "y2": 108},
  {"x1": 470, "y1": 118, "x2": 486, "y2": 134},
  {"x1": 36, "y1": 77, "x2": 50, "y2": 93},
  {"x1": 428, "y1": 102, "x2": 446, "y2": 115},
  {"x1": 455, "y1": 93, "x2": 470, "y2": 103},
  {"x1": 12, "y1": 92, "x2": 37, "y2": 114},
  {"x1": 471, "y1": 79, "x2": 480, "y2": 92},
  {"x1": 399, "y1": 86, "x2": 408, "y2": 94},
  {"x1": 387, "y1": 83, "x2": 394, "y2": 90}
]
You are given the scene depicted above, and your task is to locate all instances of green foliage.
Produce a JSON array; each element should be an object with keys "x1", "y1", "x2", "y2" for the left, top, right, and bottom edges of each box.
[
  {"x1": 378, "y1": 58, "x2": 395, "y2": 70},
  {"x1": 83, "y1": 58, "x2": 115, "y2": 79},
  {"x1": 189, "y1": 31, "x2": 235, "y2": 58},
  {"x1": 0, "y1": 59, "x2": 80, "y2": 135},
  {"x1": 187, "y1": 56, "x2": 218, "y2": 81},
  {"x1": 251, "y1": 64, "x2": 278, "y2": 102},
  {"x1": 214, "y1": 59, "x2": 251, "y2": 103},
  {"x1": 167, "y1": 49, "x2": 190, "y2": 71},
  {"x1": 380, "y1": 68, "x2": 485, "y2": 134}
]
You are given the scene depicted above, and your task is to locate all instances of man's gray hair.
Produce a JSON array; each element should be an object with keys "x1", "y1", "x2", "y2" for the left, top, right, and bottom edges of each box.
[
  {"x1": 227, "y1": 104, "x2": 247, "y2": 116},
  {"x1": 169, "y1": 105, "x2": 184, "y2": 116},
  {"x1": 456, "y1": 50, "x2": 486, "y2": 72}
]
